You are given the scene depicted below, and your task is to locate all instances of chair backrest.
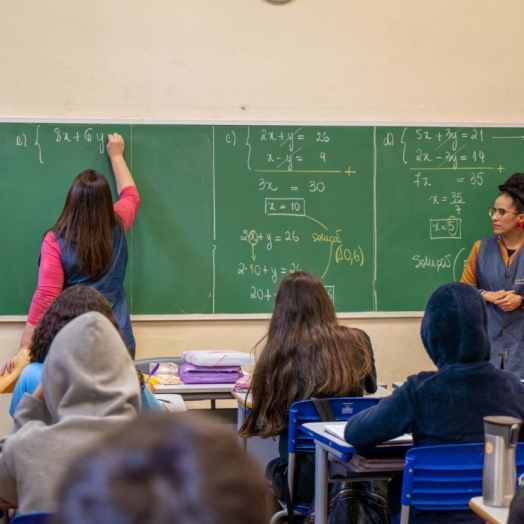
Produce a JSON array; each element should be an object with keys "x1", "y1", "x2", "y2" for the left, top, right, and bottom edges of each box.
[
  {"x1": 11, "y1": 512, "x2": 54, "y2": 524},
  {"x1": 400, "y1": 442, "x2": 524, "y2": 511},
  {"x1": 134, "y1": 356, "x2": 183, "y2": 373},
  {"x1": 287, "y1": 397, "x2": 381, "y2": 454}
]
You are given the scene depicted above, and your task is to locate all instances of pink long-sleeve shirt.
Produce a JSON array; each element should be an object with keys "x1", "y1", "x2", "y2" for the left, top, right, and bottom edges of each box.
[{"x1": 27, "y1": 186, "x2": 140, "y2": 326}]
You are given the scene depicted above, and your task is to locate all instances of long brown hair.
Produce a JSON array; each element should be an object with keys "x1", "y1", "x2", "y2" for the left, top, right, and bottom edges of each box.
[
  {"x1": 49, "y1": 169, "x2": 119, "y2": 280},
  {"x1": 239, "y1": 270, "x2": 372, "y2": 438}
]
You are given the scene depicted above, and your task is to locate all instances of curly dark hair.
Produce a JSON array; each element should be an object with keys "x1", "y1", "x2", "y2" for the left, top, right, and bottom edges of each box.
[
  {"x1": 30, "y1": 285, "x2": 120, "y2": 364},
  {"x1": 501, "y1": 173, "x2": 524, "y2": 213}
]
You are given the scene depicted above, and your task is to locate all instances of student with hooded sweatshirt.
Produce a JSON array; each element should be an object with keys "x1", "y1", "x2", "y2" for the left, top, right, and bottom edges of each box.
[
  {"x1": 0, "y1": 311, "x2": 141, "y2": 513},
  {"x1": 344, "y1": 282, "x2": 524, "y2": 524}
]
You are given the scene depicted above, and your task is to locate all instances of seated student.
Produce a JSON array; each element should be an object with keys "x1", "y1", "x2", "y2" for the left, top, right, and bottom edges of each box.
[
  {"x1": 0, "y1": 312, "x2": 141, "y2": 513},
  {"x1": 9, "y1": 285, "x2": 165, "y2": 416},
  {"x1": 54, "y1": 412, "x2": 270, "y2": 524},
  {"x1": 344, "y1": 282, "x2": 524, "y2": 524},
  {"x1": 508, "y1": 483, "x2": 524, "y2": 524},
  {"x1": 238, "y1": 270, "x2": 377, "y2": 505}
]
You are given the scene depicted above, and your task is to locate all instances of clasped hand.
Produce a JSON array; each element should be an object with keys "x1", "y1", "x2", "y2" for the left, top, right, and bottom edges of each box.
[{"x1": 492, "y1": 289, "x2": 522, "y2": 312}]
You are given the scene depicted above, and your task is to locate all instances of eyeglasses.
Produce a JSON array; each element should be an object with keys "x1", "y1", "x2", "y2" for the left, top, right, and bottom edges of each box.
[{"x1": 488, "y1": 207, "x2": 519, "y2": 218}]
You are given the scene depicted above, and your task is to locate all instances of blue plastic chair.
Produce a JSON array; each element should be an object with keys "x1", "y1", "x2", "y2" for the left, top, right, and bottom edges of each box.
[
  {"x1": 269, "y1": 396, "x2": 380, "y2": 524},
  {"x1": 399, "y1": 442, "x2": 524, "y2": 523},
  {"x1": 10, "y1": 512, "x2": 53, "y2": 524}
]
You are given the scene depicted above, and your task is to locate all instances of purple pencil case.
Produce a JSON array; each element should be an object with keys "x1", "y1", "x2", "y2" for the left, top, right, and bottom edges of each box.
[{"x1": 178, "y1": 363, "x2": 243, "y2": 384}]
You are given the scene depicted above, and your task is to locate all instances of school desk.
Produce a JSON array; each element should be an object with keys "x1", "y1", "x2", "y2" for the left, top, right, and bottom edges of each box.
[
  {"x1": 232, "y1": 386, "x2": 392, "y2": 454},
  {"x1": 155, "y1": 383, "x2": 234, "y2": 407},
  {"x1": 469, "y1": 496, "x2": 509, "y2": 524},
  {"x1": 303, "y1": 421, "x2": 412, "y2": 524}
]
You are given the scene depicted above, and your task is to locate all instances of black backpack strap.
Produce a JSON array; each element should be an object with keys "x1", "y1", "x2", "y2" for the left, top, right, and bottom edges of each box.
[{"x1": 311, "y1": 397, "x2": 336, "y2": 422}]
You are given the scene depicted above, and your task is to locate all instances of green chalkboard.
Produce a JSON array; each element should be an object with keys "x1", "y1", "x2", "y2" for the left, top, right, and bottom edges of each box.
[{"x1": 0, "y1": 123, "x2": 520, "y2": 315}]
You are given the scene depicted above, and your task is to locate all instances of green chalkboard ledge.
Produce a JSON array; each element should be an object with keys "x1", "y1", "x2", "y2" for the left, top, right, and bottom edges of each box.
[{"x1": 0, "y1": 312, "x2": 425, "y2": 323}]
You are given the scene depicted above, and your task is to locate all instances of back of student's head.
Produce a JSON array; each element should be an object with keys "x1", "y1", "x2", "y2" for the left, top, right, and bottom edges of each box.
[
  {"x1": 43, "y1": 312, "x2": 140, "y2": 422},
  {"x1": 31, "y1": 285, "x2": 119, "y2": 363},
  {"x1": 239, "y1": 270, "x2": 372, "y2": 437},
  {"x1": 54, "y1": 413, "x2": 270, "y2": 524},
  {"x1": 421, "y1": 281, "x2": 490, "y2": 368},
  {"x1": 270, "y1": 270, "x2": 338, "y2": 336}
]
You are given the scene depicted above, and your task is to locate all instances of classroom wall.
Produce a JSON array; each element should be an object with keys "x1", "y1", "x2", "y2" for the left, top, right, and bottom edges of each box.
[{"x1": 2, "y1": 0, "x2": 523, "y2": 434}]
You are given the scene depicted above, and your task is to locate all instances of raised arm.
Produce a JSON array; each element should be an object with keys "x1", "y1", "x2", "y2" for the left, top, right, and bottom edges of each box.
[{"x1": 107, "y1": 133, "x2": 135, "y2": 194}]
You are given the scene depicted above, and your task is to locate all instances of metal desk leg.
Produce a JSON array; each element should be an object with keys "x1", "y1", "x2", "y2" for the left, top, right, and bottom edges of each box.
[
  {"x1": 237, "y1": 401, "x2": 247, "y2": 452},
  {"x1": 314, "y1": 442, "x2": 328, "y2": 524}
]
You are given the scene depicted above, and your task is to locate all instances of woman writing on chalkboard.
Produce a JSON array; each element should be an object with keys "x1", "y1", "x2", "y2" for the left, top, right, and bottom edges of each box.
[
  {"x1": 461, "y1": 172, "x2": 524, "y2": 376},
  {"x1": 3, "y1": 133, "x2": 139, "y2": 372},
  {"x1": 238, "y1": 270, "x2": 377, "y2": 506}
]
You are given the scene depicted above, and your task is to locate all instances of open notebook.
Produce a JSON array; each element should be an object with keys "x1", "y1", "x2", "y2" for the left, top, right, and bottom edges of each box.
[{"x1": 324, "y1": 424, "x2": 412, "y2": 445}]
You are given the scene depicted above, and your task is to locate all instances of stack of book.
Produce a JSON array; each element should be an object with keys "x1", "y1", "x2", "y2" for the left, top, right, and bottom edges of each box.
[
  {"x1": 347, "y1": 453, "x2": 406, "y2": 472},
  {"x1": 179, "y1": 350, "x2": 254, "y2": 384},
  {"x1": 324, "y1": 424, "x2": 411, "y2": 472}
]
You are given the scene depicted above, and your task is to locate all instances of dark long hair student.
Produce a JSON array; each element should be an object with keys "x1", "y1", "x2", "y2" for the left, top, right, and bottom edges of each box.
[
  {"x1": 461, "y1": 172, "x2": 524, "y2": 376},
  {"x1": 239, "y1": 270, "x2": 377, "y2": 504},
  {"x1": 54, "y1": 413, "x2": 270, "y2": 524},
  {"x1": 2, "y1": 132, "x2": 139, "y2": 376}
]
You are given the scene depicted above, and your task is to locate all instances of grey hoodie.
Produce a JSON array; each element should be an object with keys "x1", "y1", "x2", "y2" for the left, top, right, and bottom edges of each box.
[{"x1": 0, "y1": 312, "x2": 141, "y2": 512}]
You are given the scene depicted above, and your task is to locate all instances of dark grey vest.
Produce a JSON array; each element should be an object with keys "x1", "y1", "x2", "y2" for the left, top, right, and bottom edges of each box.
[
  {"x1": 57, "y1": 224, "x2": 135, "y2": 356},
  {"x1": 476, "y1": 236, "x2": 524, "y2": 377}
]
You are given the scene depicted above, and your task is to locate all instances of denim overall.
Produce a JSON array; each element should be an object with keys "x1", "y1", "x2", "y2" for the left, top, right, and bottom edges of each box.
[
  {"x1": 476, "y1": 236, "x2": 524, "y2": 377},
  {"x1": 57, "y1": 224, "x2": 135, "y2": 356}
]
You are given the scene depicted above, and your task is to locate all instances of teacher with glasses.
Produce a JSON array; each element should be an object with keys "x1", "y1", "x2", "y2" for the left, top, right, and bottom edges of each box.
[{"x1": 461, "y1": 172, "x2": 524, "y2": 376}]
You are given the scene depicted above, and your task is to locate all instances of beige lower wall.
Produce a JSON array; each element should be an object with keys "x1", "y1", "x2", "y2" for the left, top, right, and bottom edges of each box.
[
  {"x1": 0, "y1": 315, "x2": 433, "y2": 437},
  {"x1": 131, "y1": 316, "x2": 434, "y2": 385}
]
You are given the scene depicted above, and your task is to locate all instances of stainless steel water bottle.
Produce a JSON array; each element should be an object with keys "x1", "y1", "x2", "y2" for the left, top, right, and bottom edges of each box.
[{"x1": 483, "y1": 415, "x2": 522, "y2": 507}]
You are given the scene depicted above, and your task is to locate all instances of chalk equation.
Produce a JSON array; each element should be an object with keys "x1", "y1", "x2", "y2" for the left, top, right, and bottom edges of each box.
[
  {"x1": 219, "y1": 125, "x2": 370, "y2": 308},
  {"x1": 13, "y1": 125, "x2": 106, "y2": 165},
  {"x1": 430, "y1": 216, "x2": 462, "y2": 239}
]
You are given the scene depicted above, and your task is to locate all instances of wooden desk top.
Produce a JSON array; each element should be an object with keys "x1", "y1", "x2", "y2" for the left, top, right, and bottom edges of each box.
[
  {"x1": 232, "y1": 390, "x2": 252, "y2": 408},
  {"x1": 469, "y1": 496, "x2": 509, "y2": 524},
  {"x1": 155, "y1": 383, "x2": 234, "y2": 394}
]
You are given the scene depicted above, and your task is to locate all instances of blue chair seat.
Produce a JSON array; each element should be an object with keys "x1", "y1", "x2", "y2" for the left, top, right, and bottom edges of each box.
[{"x1": 11, "y1": 512, "x2": 54, "y2": 524}]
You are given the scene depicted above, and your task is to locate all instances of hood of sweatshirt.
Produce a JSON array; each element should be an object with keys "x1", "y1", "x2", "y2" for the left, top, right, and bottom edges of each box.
[
  {"x1": 42, "y1": 311, "x2": 141, "y2": 423},
  {"x1": 420, "y1": 282, "x2": 491, "y2": 369}
]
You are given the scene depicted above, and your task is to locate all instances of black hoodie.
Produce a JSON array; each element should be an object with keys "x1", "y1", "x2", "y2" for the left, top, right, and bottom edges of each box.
[{"x1": 344, "y1": 282, "x2": 524, "y2": 523}]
